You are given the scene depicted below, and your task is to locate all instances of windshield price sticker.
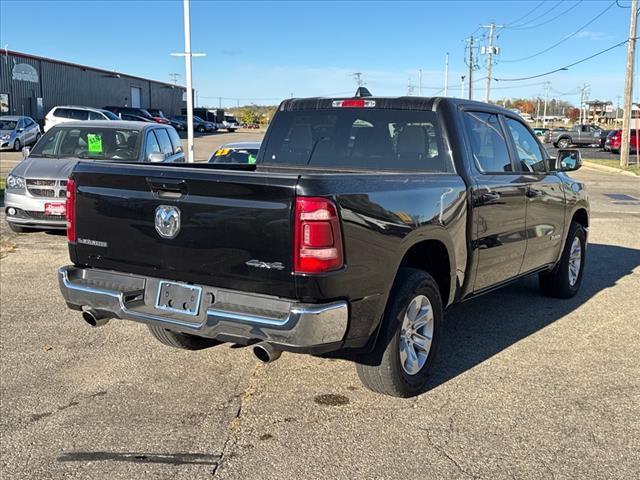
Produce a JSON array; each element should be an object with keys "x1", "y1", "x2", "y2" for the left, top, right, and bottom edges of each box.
[{"x1": 87, "y1": 133, "x2": 103, "y2": 153}]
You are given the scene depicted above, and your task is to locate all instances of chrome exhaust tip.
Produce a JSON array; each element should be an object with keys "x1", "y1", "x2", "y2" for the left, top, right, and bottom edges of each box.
[
  {"x1": 82, "y1": 309, "x2": 111, "y2": 328},
  {"x1": 252, "y1": 342, "x2": 282, "y2": 363}
]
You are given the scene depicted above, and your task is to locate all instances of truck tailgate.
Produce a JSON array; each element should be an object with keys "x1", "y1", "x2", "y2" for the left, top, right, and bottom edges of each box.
[{"x1": 71, "y1": 163, "x2": 298, "y2": 299}]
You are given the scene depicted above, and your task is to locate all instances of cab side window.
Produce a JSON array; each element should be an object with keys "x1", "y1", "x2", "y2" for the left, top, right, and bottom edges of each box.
[
  {"x1": 145, "y1": 131, "x2": 161, "y2": 160},
  {"x1": 505, "y1": 118, "x2": 546, "y2": 173},
  {"x1": 463, "y1": 111, "x2": 512, "y2": 173},
  {"x1": 155, "y1": 128, "x2": 174, "y2": 156}
]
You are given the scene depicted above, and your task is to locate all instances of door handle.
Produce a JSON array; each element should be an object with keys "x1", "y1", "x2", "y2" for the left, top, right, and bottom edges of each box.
[
  {"x1": 147, "y1": 178, "x2": 188, "y2": 197},
  {"x1": 526, "y1": 188, "x2": 543, "y2": 198},
  {"x1": 479, "y1": 191, "x2": 501, "y2": 204}
]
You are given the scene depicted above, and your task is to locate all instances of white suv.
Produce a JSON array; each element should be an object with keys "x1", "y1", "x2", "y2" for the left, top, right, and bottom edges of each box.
[{"x1": 44, "y1": 106, "x2": 119, "y2": 132}]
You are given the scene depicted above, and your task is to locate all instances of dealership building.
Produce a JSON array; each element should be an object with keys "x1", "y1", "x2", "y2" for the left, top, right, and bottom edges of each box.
[{"x1": 0, "y1": 50, "x2": 186, "y2": 121}]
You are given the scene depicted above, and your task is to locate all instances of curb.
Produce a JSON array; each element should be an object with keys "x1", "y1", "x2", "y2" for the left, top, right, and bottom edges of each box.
[{"x1": 582, "y1": 161, "x2": 639, "y2": 177}]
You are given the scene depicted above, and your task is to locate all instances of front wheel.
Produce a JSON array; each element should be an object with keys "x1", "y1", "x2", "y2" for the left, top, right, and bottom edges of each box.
[
  {"x1": 356, "y1": 268, "x2": 442, "y2": 397},
  {"x1": 197, "y1": 125, "x2": 205, "y2": 133},
  {"x1": 557, "y1": 138, "x2": 571, "y2": 149},
  {"x1": 539, "y1": 221, "x2": 586, "y2": 298},
  {"x1": 13, "y1": 139, "x2": 21, "y2": 151}
]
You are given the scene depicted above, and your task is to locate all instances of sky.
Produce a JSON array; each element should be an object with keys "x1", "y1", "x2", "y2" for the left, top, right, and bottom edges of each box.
[{"x1": 0, "y1": 0, "x2": 634, "y2": 108}]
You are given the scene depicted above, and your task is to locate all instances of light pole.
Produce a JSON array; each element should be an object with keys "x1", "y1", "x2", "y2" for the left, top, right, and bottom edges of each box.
[{"x1": 171, "y1": 0, "x2": 206, "y2": 163}]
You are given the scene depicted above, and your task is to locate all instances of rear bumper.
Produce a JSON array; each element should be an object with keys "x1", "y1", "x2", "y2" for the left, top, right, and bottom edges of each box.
[{"x1": 58, "y1": 266, "x2": 349, "y2": 351}]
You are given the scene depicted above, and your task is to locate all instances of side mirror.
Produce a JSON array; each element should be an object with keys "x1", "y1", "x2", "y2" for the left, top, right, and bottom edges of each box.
[
  {"x1": 22, "y1": 146, "x2": 30, "y2": 159},
  {"x1": 555, "y1": 149, "x2": 582, "y2": 172},
  {"x1": 147, "y1": 152, "x2": 166, "y2": 163}
]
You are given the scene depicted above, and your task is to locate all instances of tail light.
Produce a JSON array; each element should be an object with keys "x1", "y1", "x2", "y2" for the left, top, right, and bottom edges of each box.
[
  {"x1": 294, "y1": 197, "x2": 344, "y2": 274},
  {"x1": 66, "y1": 178, "x2": 76, "y2": 242}
]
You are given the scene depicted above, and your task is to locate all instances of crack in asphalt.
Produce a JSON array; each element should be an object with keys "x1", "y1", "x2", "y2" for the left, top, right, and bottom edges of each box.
[{"x1": 211, "y1": 362, "x2": 263, "y2": 478}]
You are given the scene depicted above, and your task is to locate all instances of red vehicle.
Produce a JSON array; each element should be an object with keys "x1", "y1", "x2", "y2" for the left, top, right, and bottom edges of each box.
[{"x1": 606, "y1": 130, "x2": 639, "y2": 154}]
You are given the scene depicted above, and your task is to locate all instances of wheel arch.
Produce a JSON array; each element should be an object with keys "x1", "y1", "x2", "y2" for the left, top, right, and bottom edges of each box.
[
  {"x1": 396, "y1": 237, "x2": 455, "y2": 308},
  {"x1": 572, "y1": 207, "x2": 589, "y2": 229}
]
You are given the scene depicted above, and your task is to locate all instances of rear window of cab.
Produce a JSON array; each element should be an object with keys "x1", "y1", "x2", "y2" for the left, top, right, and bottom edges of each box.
[{"x1": 261, "y1": 109, "x2": 453, "y2": 172}]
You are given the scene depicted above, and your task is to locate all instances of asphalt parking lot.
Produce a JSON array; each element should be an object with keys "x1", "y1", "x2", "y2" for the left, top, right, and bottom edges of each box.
[{"x1": 1, "y1": 145, "x2": 639, "y2": 479}]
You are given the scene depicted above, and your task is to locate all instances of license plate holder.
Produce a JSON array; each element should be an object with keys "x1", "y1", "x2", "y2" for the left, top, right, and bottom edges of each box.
[
  {"x1": 155, "y1": 281, "x2": 202, "y2": 316},
  {"x1": 44, "y1": 202, "x2": 66, "y2": 216}
]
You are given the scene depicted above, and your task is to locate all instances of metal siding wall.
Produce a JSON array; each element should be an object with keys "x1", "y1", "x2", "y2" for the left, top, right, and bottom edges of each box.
[
  {"x1": 1, "y1": 53, "x2": 185, "y2": 119},
  {"x1": 0, "y1": 54, "x2": 42, "y2": 117}
]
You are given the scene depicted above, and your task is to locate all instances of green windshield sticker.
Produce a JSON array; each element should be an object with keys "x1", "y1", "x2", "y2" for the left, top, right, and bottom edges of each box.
[
  {"x1": 248, "y1": 154, "x2": 256, "y2": 164},
  {"x1": 87, "y1": 133, "x2": 103, "y2": 153}
]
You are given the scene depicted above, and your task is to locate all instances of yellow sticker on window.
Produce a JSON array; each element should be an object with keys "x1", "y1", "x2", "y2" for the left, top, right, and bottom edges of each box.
[
  {"x1": 215, "y1": 148, "x2": 230, "y2": 156},
  {"x1": 87, "y1": 133, "x2": 103, "y2": 153}
]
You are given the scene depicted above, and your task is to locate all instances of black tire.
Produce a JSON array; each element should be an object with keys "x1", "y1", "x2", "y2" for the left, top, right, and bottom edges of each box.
[
  {"x1": 13, "y1": 139, "x2": 21, "y2": 151},
  {"x1": 356, "y1": 268, "x2": 442, "y2": 398},
  {"x1": 197, "y1": 125, "x2": 205, "y2": 133},
  {"x1": 557, "y1": 137, "x2": 571, "y2": 149},
  {"x1": 611, "y1": 149, "x2": 620, "y2": 154},
  {"x1": 227, "y1": 129, "x2": 236, "y2": 133},
  {"x1": 34, "y1": 132, "x2": 41, "y2": 144},
  {"x1": 8, "y1": 223, "x2": 27, "y2": 233},
  {"x1": 148, "y1": 324, "x2": 221, "y2": 350},
  {"x1": 539, "y1": 221, "x2": 586, "y2": 298}
]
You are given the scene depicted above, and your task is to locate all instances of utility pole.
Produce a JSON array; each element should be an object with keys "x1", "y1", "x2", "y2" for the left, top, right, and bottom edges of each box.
[
  {"x1": 466, "y1": 36, "x2": 475, "y2": 100},
  {"x1": 419, "y1": 69, "x2": 423, "y2": 96},
  {"x1": 621, "y1": 0, "x2": 637, "y2": 167},
  {"x1": 169, "y1": 73, "x2": 181, "y2": 85},
  {"x1": 542, "y1": 81, "x2": 551, "y2": 128},
  {"x1": 535, "y1": 96, "x2": 541, "y2": 127},
  {"x1": 407, "y1": 78, "x2": 415, "y2": 96},
  {"x1": 578, "y1": 84, "x2": 589, "y2": 124},
  {"x1": 444, "y1": 53, "x2": 449, "y2": 96},
  {"x1": 480, "y1": 22, "x2": 503, "y2": 103},
  {"x1": 353, "y1": 72, "x2": 365, "y2": 87}
]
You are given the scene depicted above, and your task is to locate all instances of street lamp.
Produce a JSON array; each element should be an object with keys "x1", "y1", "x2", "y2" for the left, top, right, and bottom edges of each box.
[{"x1": 171, "y1": 0, "x2": 206, "y2": 163}]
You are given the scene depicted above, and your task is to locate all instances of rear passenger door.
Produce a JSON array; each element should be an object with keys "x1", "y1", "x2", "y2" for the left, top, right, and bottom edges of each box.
[
  {"x1": 503, "y1": 116, "x2": 565, "y2": 272},
  {"x1": 463, "y1": 110, "x2": 528, "y2": 292}
]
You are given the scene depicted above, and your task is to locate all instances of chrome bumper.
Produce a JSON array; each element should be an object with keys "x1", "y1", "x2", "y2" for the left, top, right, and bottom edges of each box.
[{"x1": 58, "y1": 266, "x2": 349, "y2": 348}]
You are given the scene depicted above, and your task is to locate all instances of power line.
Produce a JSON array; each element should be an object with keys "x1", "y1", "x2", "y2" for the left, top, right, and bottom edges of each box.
[
  {"x1": 504, "y1": 1, "x2": 584, "y2": 31},
  {"x1": 504, "y1": 0, "x2": 547, "y2": 27},
  {"x1": 495, "y1": 38, "x2": 630, "y2": 81},
  {"x1": 501, "y1": 1, "x2": 617, "y2": 62},
  {"x1": 508, "y1": 0, "x2": 564, "y2": 28}
]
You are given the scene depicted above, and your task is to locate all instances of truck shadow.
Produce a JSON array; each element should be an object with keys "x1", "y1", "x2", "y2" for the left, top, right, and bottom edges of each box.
[
  {"x1": 428, "y1": 242, "x2": 640, "y2": 390},
  {"x1": 57, "y1": 451, "x2": 220, "y2": 466}
]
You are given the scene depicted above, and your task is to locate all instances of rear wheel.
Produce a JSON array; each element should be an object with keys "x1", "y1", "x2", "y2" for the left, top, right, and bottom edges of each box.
[
  {"x1": 356, "y1": 268, "x2": 442, "y2": 398},
  {"x1": 539, "y1": 221, "x2": 586, "y2": 298},
  {"x1": 557, "y1": 137, "x2": 571, "y2": 149},
  {"x1": 13, "y1": 139, "x2": 21, "y2": 151},
  {"x1": 148, "y1": 324, "x2": 221, "y2": 350}
]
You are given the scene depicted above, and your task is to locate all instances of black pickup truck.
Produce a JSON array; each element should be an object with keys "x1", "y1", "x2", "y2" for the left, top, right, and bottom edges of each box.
[{"x1": 58, "y1": 95, "x2": 589, "y2": 397}]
